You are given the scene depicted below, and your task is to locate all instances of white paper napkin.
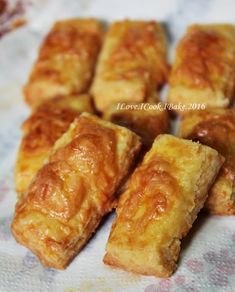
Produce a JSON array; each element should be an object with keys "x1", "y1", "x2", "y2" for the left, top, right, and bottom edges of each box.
[{"x1": 0, "y1": 1, "x2": 235, "y2": 291}]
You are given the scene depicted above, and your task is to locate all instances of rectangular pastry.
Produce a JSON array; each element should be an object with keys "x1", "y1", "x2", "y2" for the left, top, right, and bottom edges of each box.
[
  {"x1": 103, "y1": 99, "x2": 169, "y2": 149},
  {"x1": 91, "y1": 20, "x2": 169, "y2": 112},
  {"x1": 104, "y1": 134, "x2": 223, "y2": 277},
  {"x1": 179, "y1": 109, "x2": 235, "y2": 215},
  {"x1": 168, "y1": 24, "x2": 235, "y2": 114},
  {"x1": 24, "y1": 19, "x2": 103, "y2": 108},
  {"x1": 15, "y1": 94, "x2": 94, "y2": 199},
  {"x1": 12, "y1": 113, "x2": 141, "y2": 269}
]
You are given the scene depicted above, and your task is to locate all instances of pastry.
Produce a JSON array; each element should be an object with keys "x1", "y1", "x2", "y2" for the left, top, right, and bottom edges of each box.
[
  {"x1": 12, "y1": 113, "x2": 141, "y2": 269},
  {"x1": 168, "y1": 24, "x2": 235, "y2": 114},
  {"x1": 15, "y1": 94, "x2": 94, "y2": 199},
  {"x1": 103, "y1": 99, "x2": 169, "y2": 148},
  {"x1": 91, "y1": 20, "x2": 169, "y2": 112},
  {"x1": 179, "y1": 109, "x2": 235, "y2": 215},
  {"x1": 104, "y1": 134, "x2": 223, "y2": 277},
  {"x1": 24, "y1": 19, "x2": 103, "y2": 108}
]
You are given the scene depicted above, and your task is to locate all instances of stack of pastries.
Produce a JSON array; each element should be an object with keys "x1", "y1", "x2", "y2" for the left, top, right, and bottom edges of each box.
[{"x1": 11, "y1": 18, "x2": 235, "y2": 278}]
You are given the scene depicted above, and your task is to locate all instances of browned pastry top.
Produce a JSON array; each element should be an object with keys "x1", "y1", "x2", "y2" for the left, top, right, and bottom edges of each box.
[
  {"x1": 187, "y1": 110, "x2": 235, "y2": 157},
  {"x1": 102, "y1": 20, "x2": 168, "y2": 85},
  {"x1": 115, "y1": 157, "x2": 178, "y2": 236},
  {"x1": 185, "y1": 110, "x2": 235, "y2": 184},
  {"x1": 22, "y1": 104, "x2": 79, "y2": 154},
  {"x1": 170, "y1": 26, "x2": 235, "y2": 89},
  {"x1": 30, "y1": 20, "x2": 102, "y2": 84},
  {"x1": 18, "y1": 115, "x2": 118, "y2": 222}
]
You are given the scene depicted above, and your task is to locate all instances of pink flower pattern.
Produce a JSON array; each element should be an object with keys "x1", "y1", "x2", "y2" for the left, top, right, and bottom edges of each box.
[{"x1": 145, "y1": 232, "x2": 235, "y2": 291}]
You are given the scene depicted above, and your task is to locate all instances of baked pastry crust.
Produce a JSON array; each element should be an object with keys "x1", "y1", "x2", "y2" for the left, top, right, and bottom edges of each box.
[
  {"x1": 12, "y1": 113, "x2": 141, "y2": 269},
  {"x1": 168, "y1": 24, "x2": 235, "y2": 114},
  {"x1": 15, "y1": 94, "x2": 94, "y2": 199},
  {"x1": 104, "y1": 134, "x2": 223, "y2": 277},
  {"x1": 24, "y1": 19, "x2": 103, "y2": 108},
  {"x1": 179, "y1": 109, "x2": 235, "y2": 215},
  {"x1": 91, "y1": 20, "x2": 169, "y2": 112},
  {"x1": 103, "y1": 100, "x2": 169, "y2": 148}
]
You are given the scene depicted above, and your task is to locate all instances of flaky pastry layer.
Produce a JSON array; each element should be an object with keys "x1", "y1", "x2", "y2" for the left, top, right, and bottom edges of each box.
[
  {"x1": 91, "y1": 20, "x2": 169, "y2": 112},
  {"x1": 104, "y1": 134, "x2": 223, "y2": 277},
  {"x1": 179, "y1": 109, "x2": 235, "y2": 215},
  {"x1": 103, "y1": 100, "x2": 169, "y2": 148},
  {"x1": 24, "y1": 19, "x2": 103, "y2": 108},
  {"x1": 15, "y1": 95, "x2": 94, "y2": 198},
  {"x1": 168, "y1": 24, "x2": 235, "y2": 114},
  {"x1": 12, "y1": 113, "x2": 141, "y2": 269}
]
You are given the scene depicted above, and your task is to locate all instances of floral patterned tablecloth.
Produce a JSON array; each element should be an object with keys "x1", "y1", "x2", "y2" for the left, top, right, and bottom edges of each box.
[{"x1": 0, "y1": 1, "x2": 235, "y2": 291}]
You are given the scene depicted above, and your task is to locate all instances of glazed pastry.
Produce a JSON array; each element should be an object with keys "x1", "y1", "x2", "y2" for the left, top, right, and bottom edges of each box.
[
  {"x1": 15, "y1": 94, "x2": 94, "y2": 199},
  {"x1": 24, "y1": 19, "x2": 103, "y2": 108},
  {"x1": 12, "y1": 113, "x2": 141, "y2": 269},
  {"x1": 91, "y1": 20, "x2": 169, "y2": 112},
  {"x1": 103, "y1": 99, "x2": 169, "y2": 148},
  {"x1": 168, "y1": 24, "x2": 235, "y2": 114},
  {"x1": 179, "y1": 109, "x2": 235, "y2": 215},
  {"x1": 104, "y1": 134, "x2": 223, "y2": 277}
]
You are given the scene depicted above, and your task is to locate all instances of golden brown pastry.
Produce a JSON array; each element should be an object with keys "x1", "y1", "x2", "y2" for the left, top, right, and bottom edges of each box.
[
  {"x1": 104, "y1": 134, "x2": 223, "y2": 277},
  {"x1": 15, "y1": 94, "x2": 94, "y2": 199},
  {"x1": 91, "y1": 20, "x2": 169, "y2": 112},
  {"x1": 12, "y1": 113, "x2": 141, "y2": 269},
  {"x1": 24, "y1": 19, "x2": 103, "y2": 108},
  {"x1": 168, "y1": 24, "x2": 235, "y2": 114},
  {"x1": 179, "y1": 109, "x2": 235, "y2": 215},
  {"x1": 103, "y1": 100, "x2": 169, "y2": 148}
]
